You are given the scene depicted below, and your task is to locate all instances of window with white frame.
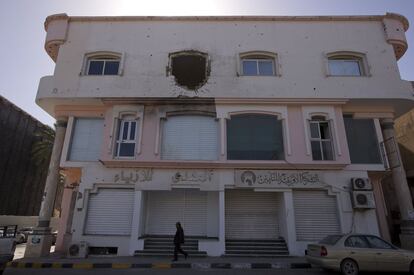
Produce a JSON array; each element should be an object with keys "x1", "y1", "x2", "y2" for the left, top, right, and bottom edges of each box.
[
  {"x1": 242, "y1": 57, "x2": 275, "y2": 76},
  {"x1": 86, "y1": 55, "x2": 120, "y2": 75},
  {"x1": 327, "y1": 53, "x2": 366, "y2": 76},
  {"x1": 309, "y1": 116, "x2": 334, "y2": 161},
  {"x1": 161, "y1": 115, "x2": 218, "y2": 160},
  {"x1": 115, "y1": 117, "x2": 138, "y2": 158},
  {"x1": 68, "y1": 118, "x2": 104, "y2": 161},
  {"x1": 240, "y1": 52, "x2": 277, "y2": 76}
]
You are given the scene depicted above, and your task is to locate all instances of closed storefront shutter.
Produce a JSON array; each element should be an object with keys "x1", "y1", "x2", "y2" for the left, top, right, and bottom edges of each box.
[
  {"x1": 145, "y1": 190, "x2": 208, "y2": 236},
  {"x1": 225, "y1": 190, "x2": 280, "y2": 239},
  {"x1": 293, "y1": 190, "x2": 341, "y2": 241},
  {"x1": 85, "y1": 188, "x2": 134, "y2": 235},
  {"x1": 161, "y1": 115, "x2": 218, "y2": 160}
]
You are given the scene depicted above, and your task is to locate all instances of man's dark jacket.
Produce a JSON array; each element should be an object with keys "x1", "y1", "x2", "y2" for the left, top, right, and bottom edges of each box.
[{"x1": 174, "y1": 227, "x2": 185, "y2": 244}]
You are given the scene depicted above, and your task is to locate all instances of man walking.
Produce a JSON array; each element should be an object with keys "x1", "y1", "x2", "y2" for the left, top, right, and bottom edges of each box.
[{"x1": 173, "y1": 222, "x2": 188, "y2": 261}]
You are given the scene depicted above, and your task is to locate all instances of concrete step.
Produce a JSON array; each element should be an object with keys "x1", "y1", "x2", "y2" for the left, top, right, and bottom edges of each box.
[
  {"x1": 225, "y1": 239, "x2": 289, "y2": 257},
  {"x1": 226, "y1": 246, "x2": 287, "y2": 251},
  {"x1": 134, "y1": 251, "x2": 207, "y2": 257},
  {"x1": 224, "y1": 253, "x2": 290, "y2": 257},
  {"x1": 144, "y1": 245, "x2": 198, "y2": 250}
]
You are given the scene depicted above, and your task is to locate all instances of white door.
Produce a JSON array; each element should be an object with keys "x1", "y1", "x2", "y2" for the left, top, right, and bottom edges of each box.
[
  {"x1": 145, "y1": 190, "x2": 208, "y2": 236},
  {"x1": 225, "y1": 190, "x2": 280, "y2": 239},
  {"x1": 85, "y1": 188, "x2": 134, "y2": 235},
  {"x1": 293, "y1": 190, "x2": 341, "y2": 241}
]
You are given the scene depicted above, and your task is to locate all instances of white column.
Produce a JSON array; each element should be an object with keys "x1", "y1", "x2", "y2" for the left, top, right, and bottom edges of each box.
[
  {"x1": 381, "y1": 118, "x2": 414, "y2": 249},
  {"x1": 218, "y1": 190, "x2": 225, "y2": 254},
  {"x1": 380, "y1": 118, "x2": 414, "y2": 220},
  {"x1": 25, "y1": 117, "x2": 67, "y2": 258},
  {"x1": 129, "y1": 190, "x2": 144, "y2": 254},
  {"x1": 283, "y1": 191, "x2": 297, "y2": 255}
]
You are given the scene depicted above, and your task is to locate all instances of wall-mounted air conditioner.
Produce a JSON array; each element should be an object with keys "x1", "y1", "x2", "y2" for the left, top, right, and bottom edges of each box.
[
  {"x1": 68, "y1": 241, "x2": 88, "y2": 258},
  {"x1": 352, "y1": 191, "x2": 376, "y2": 209},
  {"x1": 351, "y1": 178, "x2": 372, "y2": 191}
]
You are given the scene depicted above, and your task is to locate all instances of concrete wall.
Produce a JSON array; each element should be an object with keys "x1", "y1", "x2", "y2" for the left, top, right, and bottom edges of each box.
[
  {"x1": 37, "y1": 18, "x2": 413, "y2": 114},
  {"x1": 0, "y1": 216, "x2": 59, "y2": 231}
]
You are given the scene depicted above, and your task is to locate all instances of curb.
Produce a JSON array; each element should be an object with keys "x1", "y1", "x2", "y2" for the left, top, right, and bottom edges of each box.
[{"x1": 6, "y1": 261, "x2": 312, "y2": 270}]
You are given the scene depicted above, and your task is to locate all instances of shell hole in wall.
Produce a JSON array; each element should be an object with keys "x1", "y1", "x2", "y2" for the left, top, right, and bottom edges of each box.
[{"x1": 171, "y1": 54, "x2": 207, "y2": 90}]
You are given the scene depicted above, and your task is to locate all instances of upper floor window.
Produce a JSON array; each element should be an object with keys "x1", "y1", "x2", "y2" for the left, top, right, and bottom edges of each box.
[
  {"x1": 115, "y1": 117, "x2": 138, "y2": 158},
  {"x1": 68, "y1": 118, "x2": 104, "y2": 161},
  {"x1": 161, "y1": 115, "x2": 218, "y2": 160},
  {"x1": 343, "y1": 115, "x2": 382, "y2": 164},
  {"x1": 83, "y1": 51, "x2": 123, "y2": 76},
  {"x1": 168, "y1": 51, "x2": 209, "y2": 90},
  {"x1": 227, "y1": 114, "x2": 284, "y2": 160},
  {"x1": 326, "y1": 51, "x2": 368, "y2": 76},
  {"x1": 309, "y1": 116, "x2": 334, "y2": 161},
  {"x1": 240, "y1": 51, "x2": 278, "y2": 76}
]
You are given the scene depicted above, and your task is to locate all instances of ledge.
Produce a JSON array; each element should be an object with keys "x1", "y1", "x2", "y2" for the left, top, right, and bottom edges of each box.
[{"x1": 99, "y1": 160, "x2": 347, "y2": 170}]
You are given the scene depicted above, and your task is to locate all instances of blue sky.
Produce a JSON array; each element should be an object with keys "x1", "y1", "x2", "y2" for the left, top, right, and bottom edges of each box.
[{"x1": 1, "y1": 0, "x2": 413, "y2": 126}]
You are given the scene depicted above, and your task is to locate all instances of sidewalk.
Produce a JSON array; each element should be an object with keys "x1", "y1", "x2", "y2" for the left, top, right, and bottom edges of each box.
[{"x1": 6, "y1": 254, "x2": 312, "y2": 270}]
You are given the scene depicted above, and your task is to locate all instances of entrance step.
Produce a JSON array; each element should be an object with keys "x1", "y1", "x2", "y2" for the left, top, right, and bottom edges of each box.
[
  {"x1": 225, "y1": 238, "x2": 289, "y2": 257},
  {"x1": 134, "y1": 236, "x2": 207, "y2": 257}
]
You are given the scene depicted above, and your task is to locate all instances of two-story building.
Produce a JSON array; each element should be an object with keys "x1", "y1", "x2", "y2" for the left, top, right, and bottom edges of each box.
[{"x1": 35, "y1": 13, "x2": 414, "y2": 256}]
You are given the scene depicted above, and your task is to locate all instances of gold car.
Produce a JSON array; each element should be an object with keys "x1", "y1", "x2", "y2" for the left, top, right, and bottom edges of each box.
[{"x1": 306, "y1": 234, "x2": 414, "y2": 275}]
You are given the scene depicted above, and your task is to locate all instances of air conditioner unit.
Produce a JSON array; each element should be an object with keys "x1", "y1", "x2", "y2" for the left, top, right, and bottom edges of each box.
[
  {"x1": 352, "y1": 191, "x2": 376, "y2": 209},
  {"x1": 68, "y1": 241, "x2": 88, "y2": 258},
  {"x1": 351, "y1": 178, "x2": 372, "y2": 190}
]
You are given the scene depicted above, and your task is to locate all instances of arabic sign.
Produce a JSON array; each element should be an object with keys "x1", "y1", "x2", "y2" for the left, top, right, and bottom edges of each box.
[
  {"x1": 114, "y1": 169, "x2": 153, "y2": 184},
  {"x1": 172, "y1": 170, "x2": 214, "y2": 184},
  {"x1": 235, "y1": 170, "x2": 323, "y2": 188}
]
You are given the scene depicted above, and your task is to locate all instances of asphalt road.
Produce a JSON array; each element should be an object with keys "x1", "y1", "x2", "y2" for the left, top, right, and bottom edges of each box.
[
  {"x1": 3, "y1": 268, "x2": 410, "y2": 275},
  {"x1": 3, "y1": 268, "x2": 333, "y2": 275}
]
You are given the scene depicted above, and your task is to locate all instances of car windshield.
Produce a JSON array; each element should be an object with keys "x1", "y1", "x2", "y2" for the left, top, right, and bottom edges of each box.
[{"x1": 319, "y1": 235, "x2": 343, "y2": 245}]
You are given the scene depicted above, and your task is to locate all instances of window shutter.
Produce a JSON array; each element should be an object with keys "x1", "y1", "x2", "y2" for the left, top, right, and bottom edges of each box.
[
  {"x1": 69, "y1": 118, "x2": 104, "y2": 161},
  {"x1": 161, "y1": 115, "x2": 218, "y2": 160}
]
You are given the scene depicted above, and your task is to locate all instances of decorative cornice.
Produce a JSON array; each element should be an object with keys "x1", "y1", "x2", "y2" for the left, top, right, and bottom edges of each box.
[
  {"x1": 100, "y1": 160, "x2": 347, "y2": 170},
  {"x1": 44, "y1": 13, "x2": 408, "y2": 31},
  {"x1": 215, "y1": 98, "x2": 348, "y2": 105}
]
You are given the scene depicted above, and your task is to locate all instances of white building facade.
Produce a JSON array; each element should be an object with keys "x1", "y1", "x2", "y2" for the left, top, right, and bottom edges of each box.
[{"x1": 37, "y1": 13, "x2": 414, "y2": 256}]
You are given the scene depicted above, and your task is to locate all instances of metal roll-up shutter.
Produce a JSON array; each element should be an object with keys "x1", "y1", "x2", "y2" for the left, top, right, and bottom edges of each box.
[
  {"x1": 225, "y1": 190, "x2": 280, "y2": 239},
  {"x1": 85, "y1": 189, "x2": 134, "y2": 235},
  {"x1": 69, "y1": 118, "x2": 104, "y2": 161},
  {"x1": 293, "y1": 190, "x2": 341, "y2": 241},
  {"x1": 161, "y1": 115, "x2": 218, "y2": 160},
  {"x1": 145, "y1": 190, "x2": 208, "y2": 236}
]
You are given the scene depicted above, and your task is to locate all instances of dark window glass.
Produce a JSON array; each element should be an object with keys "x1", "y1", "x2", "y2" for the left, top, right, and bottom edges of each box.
[
  {"x1": 321, "y1": 141, "x2": 334, "y2": 160},
  {"x1": 311, "y1": 141, "x2": 322, "y2": 160},
  {"x1": 258, "y1": 60, "x2": 274, "y2": 75},
  {"x1": 365, "y1": 236, "x2": 394, "y2": 249},
  {"x1": 242, "y1": 60, "x2": 257, "y2": 75},
  {"x1": 130, "y1": 122, "x2": 136, "y2": 140},
  {"x1": 344, "y1": 236, "x2": 370, "y2": 248},
  {"x1": 319, "y1": 122, "x2": 331, "y2": 139},
  {"x1": 227, "y1": 114, "x2": 284, "y2": 160},
  {"x1": 319, "y1": 235, "x2": 343, "y2": 245},
  {"x1": 88, "y1": 61, "x2": 104, "y2": 75},
  {"x1": 310, "y1": 123, "x2": 320, "y2": 138},
  {"x1": 119, "y1": 143, "x2": 135, "y2": 157},
  {"x1": 344, "y1": 117, "x2": 382, "y2": 164},
  {"x1": 122, "y1": 122, "x2": 129, "y2": 140},
  {"x1": 104, "y1": 61, "x2": 120, "y2": 75}
]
